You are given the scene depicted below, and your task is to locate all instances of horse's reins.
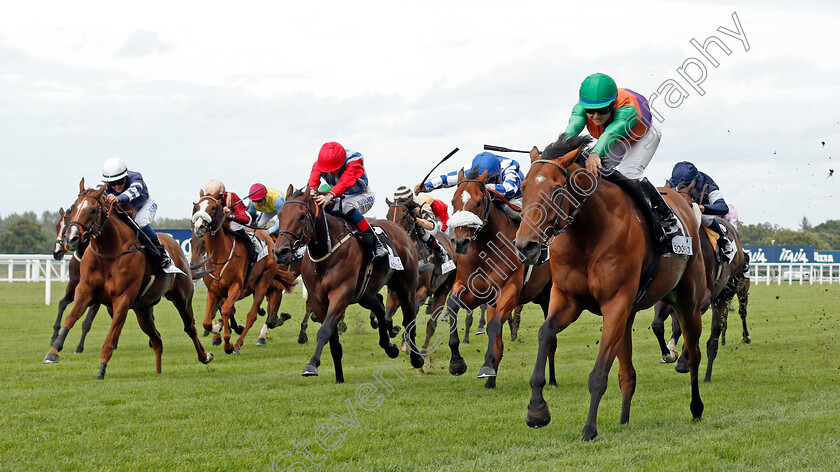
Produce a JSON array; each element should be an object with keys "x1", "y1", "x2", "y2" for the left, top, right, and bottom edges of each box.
[
  {"x1": 277, "y1": 199, "x2": 353, "y2": 263},
  {"x1": 530, "y1": 159, "x2": 601, "y2": 238}
]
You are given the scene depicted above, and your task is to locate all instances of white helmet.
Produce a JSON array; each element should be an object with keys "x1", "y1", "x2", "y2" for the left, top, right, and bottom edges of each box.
[
  {"x1": 204, "y1": 179, "x2": 225, "y2": 196},
  {"x1": 102, "y1": 158, "x2": 128, "y2": 182}
]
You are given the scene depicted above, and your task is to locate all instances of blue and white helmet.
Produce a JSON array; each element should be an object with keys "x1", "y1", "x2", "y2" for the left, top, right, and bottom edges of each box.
[
  {"x1": 469, "y1": 152, "x2": 501, "y2": 179},
  {"x1": 102, "y1": 158, "x2": 128, "y2": 182}
]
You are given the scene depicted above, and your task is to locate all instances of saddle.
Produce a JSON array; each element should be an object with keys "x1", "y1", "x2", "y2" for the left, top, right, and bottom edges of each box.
[{"x1": 112, "y1": 206, "x2": 164, "y2": 270}]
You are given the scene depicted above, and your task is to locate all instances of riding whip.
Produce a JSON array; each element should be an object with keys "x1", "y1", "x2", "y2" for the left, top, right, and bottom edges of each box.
[
  {"x1": 419, "y1": 148, "x2": 459, "y2": 189},
  {"x1": 483, "y1": 144, "x2": 537, "y2": 155}
]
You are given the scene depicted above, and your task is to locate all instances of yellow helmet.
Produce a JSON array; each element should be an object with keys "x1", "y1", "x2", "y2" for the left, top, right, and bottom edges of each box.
[
  {"x1": 204, "y1": 179, "x2": 225, "y2": 197},
  {"x1": 416, "y1": 193, "x2": 433, "y2": 206}
]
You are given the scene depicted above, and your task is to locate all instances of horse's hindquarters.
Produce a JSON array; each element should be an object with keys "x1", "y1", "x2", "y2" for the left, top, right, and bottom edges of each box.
[{"x1": 635, "y1": 254, "x2": 690, "y2": 309}]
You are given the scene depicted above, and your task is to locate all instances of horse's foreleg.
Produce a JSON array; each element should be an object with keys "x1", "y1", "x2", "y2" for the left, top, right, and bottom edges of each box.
[
  {"x1": 304, "y1": 296, "x2": 349, "y2": 379},
  {"x1": 527, "y1": 288, "x2": 582, "y2": 430},
  {"x1": 509, "y1": 304, "x2": 523, "y2": 342},
  {"x1": 134, "y1": 306, "x2": 164, "y2": 374},
  {"x1": 444, "y1": 293, "x2": 467, "y2": 375},
  {"x1": 476, "y1": 304, "x2": 487, "y2": 334},
  {"x1": 738, "y1": 281, "x2": 751, "y2": 343},
  {"x1": 170, "y1": 286, "x2": 213, "y2": 364},
  {"x1": 298, "y1": 301, "x2": 312, "y2": 344},
  {"x1": 704, "y1": 299, "x2": 726, "y2": 382},
  {"x1": 220, "y1": 285, "x2": 240, "y2": 354},
  {"x1": 237, "y1": 282, "x2": 269, "y2": 349},
  {"x1": 328, "y1": 327, "x2": 344, "y2": 384},
  {"x1": 480, "y1": 284, "x2": 518, "y2": 388},
  {"x1": 98, "y1": 296, "x2": 134, "y2": 380},
  {"x1": 52, "y1": 285, "x2": 74, "y2": 344},
  {"x1": 75, "y1": 303, "x2": 101, "y2": 354},
  {"x1": 46, "y1": 289, "x2": 94, "y2": 363},
  {"x1": 652, "y1": 302, "x2": 677, "y2": 362},
  {"x1": 581, "y1": 296, "x2": 633, "y2": 441}
]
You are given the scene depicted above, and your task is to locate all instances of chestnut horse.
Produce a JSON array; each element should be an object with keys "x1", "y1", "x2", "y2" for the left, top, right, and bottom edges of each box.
[
  {"x1": 651, "y1": 180, "x2": 749, "y2": 382},
  {"x1": 47, "y1": 180, "x2": 213, "y2": 379},
  {"x1": 191, "y1": 191, "x2": 296, "y2": 354},
  {"x1": 46, "y1": 206, "x2": 102, "y2": 358},
  {"x1": 385, "y1": 198, "x2": 458, "y2": 350},
  {"x1": 514, "y1": 134, "x2": 707, "y2": 440},
  {"x1": 432, "y1": 168, "x2": 554, "y2": 389},
  {"x1": 272, "y1": 187, "x2": 424, "y2": 383}
]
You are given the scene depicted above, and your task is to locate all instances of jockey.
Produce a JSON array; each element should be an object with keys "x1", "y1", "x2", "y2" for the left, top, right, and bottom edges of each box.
[
  {"x1": 565, "y1": 72, "x2": 680, "y2": 249},
  {"x1": 415, "y1": 192, "x2": 450, "y2": 233},
  {"x1": 308, "y1": 142, "x2": 387, "y2": 259},
  {"x1": 204, "y1": 179, "x2": 257, "y2": 263},
  {"x1": 393, "y1": 186, "x2": 452, "y2": 264},
  {"x1": 98, "y1": 158, "x2": 173, "y2": 273},
  {"x1": 415, "y1": 151, "x2": 524, "y2": 221},
  {"x1": 668, "y1": 161, "x2": 736, "y2": 260},
  {"x1": 248, "y1": 183, "x2": 286, "y2": 235}
]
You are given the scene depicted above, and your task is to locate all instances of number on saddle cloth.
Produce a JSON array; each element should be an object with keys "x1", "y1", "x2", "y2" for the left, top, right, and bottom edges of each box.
[{"x1": 372, "y1": 226, "x2": 403, "y2": 270}]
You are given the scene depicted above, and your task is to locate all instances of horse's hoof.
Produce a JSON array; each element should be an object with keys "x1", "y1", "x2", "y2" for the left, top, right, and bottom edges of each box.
[
  {"x1": 660, "y1": 351, "x2": 678, "y2": 364},
  {"x1": 548, "y1": 381, "x2": 558, "y2": 388},
  {"x1": 256, "y1": 337, "x2": 267, "y2": 346},
  {"x1": 302, "y1": 365, "x2": 319, "y2": 376},
  {"x1": 526, "y1": 404, "x2": 551, "y2": 428},
  {"x1": 475, "y1": 327, "x2": 486, "y2": 336},
  {"x1": 202, "y1": 353, "x2": 214, "y2": 364},
  {"x1": 385, "y1": 344, "x2": 400, "y2": 359},
  {"x1": 97, "y1": 374, "x2": 105, "y2": 380},
  {"x1": 75, "y1": 347, "x2": 84, "y2": 354},
  {"x1": 298, "y1": 334, "x2": 308, "y2": 344},
  {"x1": 370, "y1": 319, "x2": 378, "y2": 329},
  {"x1": 258, "y1": 307, "x2": 266, "y2": 317},
  {"x1": 510, "y1": 334, "x2": 518, "y2": 342},
  {"x1": 232, "y1": 325, "x2": 244, "y2": 336},
  {"x1": 211, "y1": 337, "x2": 221, "y2": 346},
  {"x1": 202, "y1": 329, "x2": 210, "y2": 337},
  {"x1": 410, "y1": 354, "x2": 424, "y2": 369},
  {"x1": 43, "y1": 353, "x2": 60, "y2": 364},
  {"x1": 338, "y1": 320, "x2": 348, "y2": 334},
  {"x1": 477, "y1": 365, "x2": 497, "y2": 378},
  {"x1": 463, "y1": 336, "x2": 470, "y2": 344},
  {"x1": 388, "y1": 326, "x2": 401, "y2": 339},
  {"x1": 743, "y1": 336, "x2": 752, "y2": 344},
  {"x1": 582, "y1": 425, "x2": 598, "y2": 441},
  {"x1": 675, "y1": 360, "x2": 689, "y2": 374},
  {"x1": 233, "y1": 346, "x2": 241, "y2": 354},
  {"x1": 449, "y1": 358, "x2": 467, "y2": 376},
  {"x1": 224, "y1": 346, "x2": 235, "y2": 354},
  {"x1": 279, "y1": 312, "x2": 292, "y2": 324}
]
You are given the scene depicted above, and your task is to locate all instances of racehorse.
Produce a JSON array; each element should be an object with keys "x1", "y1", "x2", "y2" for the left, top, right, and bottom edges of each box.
[
  {"x1": 514, "y1": 134, "x2": 707, "y2": 440},
  {"x1": 436, "y1": 168, "x2": 555, "y2": 389},
  {"x1": 47, "y1": 179, "x2": 213, "y2": 379},
  {"x1": 651, "y1": 180, "x2": 750, "y2": 382},
  {"x1": 271, "y1": 187, "x2": 424, "y2": 383},
  {"x1": 46, "y1": 206, "x2": 102, "y2": 358},
  {"x1": 385, "y1": 198, "x2": 458, "y2": 351},
  {"x1": 191, "y1": 191, "x2": 296, "y2": 354}
]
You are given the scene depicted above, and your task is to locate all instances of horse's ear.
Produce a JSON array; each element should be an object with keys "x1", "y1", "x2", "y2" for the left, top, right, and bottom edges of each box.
[
  {"x1": 457, "y1": 168, "x2": 465, "y2": 182},
  {"x1": 478, "y1": 170, "x2": 489, "y2": 182},
  {"x1": 530, "y1": 146, "x2": 540, "y2": 163},
  {"x1": 558, "y1": 149, "x2": 578, "y2": 169},
  {"x1": 79, "y1": 178, "x2": 85, "y2": 193},
  {"x1": 664, "y1": 179, "x2": 672, "y2": 188},
  {"x1": 287, "y1": 185, "x2": 295, "y2": 199},
  {"x1": 200, "y1": 189, "x2": 205, "y2": 197},
  {"x1": 93, "y1": 184, "x2": 106, "y2": 197},
  {"x1": 59, "y1": 207, "x2": 65, "y2": 216},
  {"x1": 385, "y1": 198, "x2": 393, "y2": 206}
]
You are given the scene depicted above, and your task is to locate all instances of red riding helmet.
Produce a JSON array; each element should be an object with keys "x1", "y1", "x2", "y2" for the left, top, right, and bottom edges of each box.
[
  {"x1": 315, "y1": 142, "x2": 347, "y2": 172},
  {"x1": 250, "y1": 183, "x2": 267, "y2": 201}
]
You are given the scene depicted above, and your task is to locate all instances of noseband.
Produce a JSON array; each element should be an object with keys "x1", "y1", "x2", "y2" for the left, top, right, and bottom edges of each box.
[
  {"x1": 193, "y1": 195, "x2": 226, "y2": 236},
  {"x1": 275, "y1": 199, "x2": 315, "y2": 253},
  {"x1": 454, "y1": 179, "x2": 492, "y2": 240}
]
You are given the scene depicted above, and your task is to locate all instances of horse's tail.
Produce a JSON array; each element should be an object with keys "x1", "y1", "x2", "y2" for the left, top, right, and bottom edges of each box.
[{"x1": 273, "y1": 267, "x2": 297, "y2": 293}]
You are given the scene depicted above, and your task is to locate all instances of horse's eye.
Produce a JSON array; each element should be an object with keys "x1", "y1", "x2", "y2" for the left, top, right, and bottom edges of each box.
[{"x1": 298, "y1": 214, "x2": 306, "y2": 221}]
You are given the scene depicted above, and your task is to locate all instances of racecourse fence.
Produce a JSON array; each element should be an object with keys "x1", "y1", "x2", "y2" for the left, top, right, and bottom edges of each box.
[{"x1": 2, "y1": 253, "x2": 838, "y2": 306}]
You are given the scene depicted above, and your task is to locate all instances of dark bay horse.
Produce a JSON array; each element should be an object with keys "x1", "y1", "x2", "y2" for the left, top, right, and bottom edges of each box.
[
  {"x1": 191, "y1": 191, "x2": 296, "y2": 354},
  {"x1": 46, "y1": 206, "x2": 102, "y2": 359},
  {"x1": 651, "y1": 181, "x2": 749, "y2": 381},
  {"x1": 434, "y1": 168, "x2": 554, "y2": 389},
  {"x1": 272, "y1": 187, "x2": 424, "y2": 383},
  {"x1": 385, "y1": 198, "x2": 458, "y2": 350},
  {"x1": 47, "y1": 180, "x2": 213, "y2": 379},
  {"x1": 514, "y1": 134, "x2": 707, "y2": 440}
]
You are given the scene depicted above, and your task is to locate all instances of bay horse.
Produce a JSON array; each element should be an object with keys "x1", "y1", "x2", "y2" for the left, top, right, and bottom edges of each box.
[
  {"x1": 432, "y1": 168, "x2": 554, "y2": 389},
  {"x1": 46, "y1": 206, "x2": 102, "y2": 359},
  {"x1": 514, "y1": 134, "x2": 707, "y2": 440},
  {"x1": 651, "y1": 180, "x2": 749, "y2": 382},
  {"x1": 191, "y1": 191, "x2": 296, "y2": 354},
  {"x1": 47, "y1": 179, "x2": 213, "y2": 379},
  {"x1": 271, "y1": 187, "x2": 424, "y2": 383},
  {"x1": 385, "y1": 198, "x2": 458, "y2": 351}
]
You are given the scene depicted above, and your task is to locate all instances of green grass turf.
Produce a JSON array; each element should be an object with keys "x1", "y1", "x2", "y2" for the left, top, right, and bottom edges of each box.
[{"x1": 1, "y1": 282, "x2": 839, "y2": 471}]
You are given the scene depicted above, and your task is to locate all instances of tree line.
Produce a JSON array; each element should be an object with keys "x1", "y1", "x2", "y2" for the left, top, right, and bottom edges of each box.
[{"x1": 0, "y1": 210, "x2": 836, "y2": 254}]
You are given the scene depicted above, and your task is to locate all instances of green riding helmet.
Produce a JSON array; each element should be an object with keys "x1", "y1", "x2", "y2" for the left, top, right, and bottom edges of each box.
[{"x1": 578, "y1": 73, "x2": 618, "y2": 110}]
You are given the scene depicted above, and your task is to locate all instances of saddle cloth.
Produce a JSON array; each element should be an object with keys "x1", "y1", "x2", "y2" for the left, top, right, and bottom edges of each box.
[{"x1": 372, "y1": 226, "x2": 404, "y2": 270}]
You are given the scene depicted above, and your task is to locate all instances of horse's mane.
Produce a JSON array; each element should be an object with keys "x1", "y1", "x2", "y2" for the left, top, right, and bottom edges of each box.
[
  {"x1": 291, "y1": 188, "x2": 306, "y2": 199},
  {"x1": 466, "y1": 166, "x2": 481, "y2": 180},
  {"x1": 542, "y1": 133, "x2": 593, "y2": 166}
]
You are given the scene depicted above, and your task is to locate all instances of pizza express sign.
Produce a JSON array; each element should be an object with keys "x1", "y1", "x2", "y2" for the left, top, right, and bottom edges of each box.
[{"x1": 743, "y1": 246, "x2": 840, "y2": 264}]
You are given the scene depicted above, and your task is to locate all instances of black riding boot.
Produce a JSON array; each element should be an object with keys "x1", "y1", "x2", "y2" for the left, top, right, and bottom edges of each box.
[
  {"x1": 426, "y1": 236, "x2": 450, "y2": 263},
  {"x1": 361, "y1": 227, "x2": 388, "y2": 259},
  {"x1": 233, "y1": 228, "x2": 257, "y2": 263},
  {"x1": 641, "y1": 179, "x2": 681, "y2": 249},
  {"x1": 708, "y1": 218, "x2": 735, "y2": 261}
]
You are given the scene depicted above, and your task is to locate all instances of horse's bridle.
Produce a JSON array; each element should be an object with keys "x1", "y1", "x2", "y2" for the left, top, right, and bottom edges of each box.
[
  {"x1": 193, "y1": 195, "x2": 226, "y2": 236},
  {"x1": 388, "y1": 201, "x2": 417, "y2": 232},
  {"x1": 275, "y1": 199, "x2": 316, "y2": 253},
  {"x1": 529, "y1": 159, "x2": 600, "y2": 238},
  {"x1": 454, "y1": 179, "x2": 492, "y2": 240},
  {"x1": 67, "y1": 192, "x2": 109, "y2": 243}
]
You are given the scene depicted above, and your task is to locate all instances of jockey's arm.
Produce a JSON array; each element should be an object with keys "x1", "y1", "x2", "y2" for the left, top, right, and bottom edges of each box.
[
  {"x1": 329, "y1": 160, "x2": 365, "y2": 197},
  {"x1": 703, "y1": 192, "x2": 729, "y2": 216},
  {"x1": 563, "y1": 103, "x2": 587, "y2": 138},
  {"x1": 307, "y1": 164, "x2": 323, "y2": 192},
  {"x1": 592, "y1": 106, "x2": 638, "y2": 157},
  {"x1": 489, "y1": 167, "x2": 521, "y2": 199},
  {"x1": 423, "y1": 169, "x2": 460, "y2": 192},
  {"x1": 414, "y1": 203, "x2": 436, "y2": 230}
]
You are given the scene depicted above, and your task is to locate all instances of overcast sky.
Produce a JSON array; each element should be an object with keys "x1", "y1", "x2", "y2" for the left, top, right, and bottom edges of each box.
[{"x1": 2, "y1": 0, "x2": 838, "y2": 229}]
